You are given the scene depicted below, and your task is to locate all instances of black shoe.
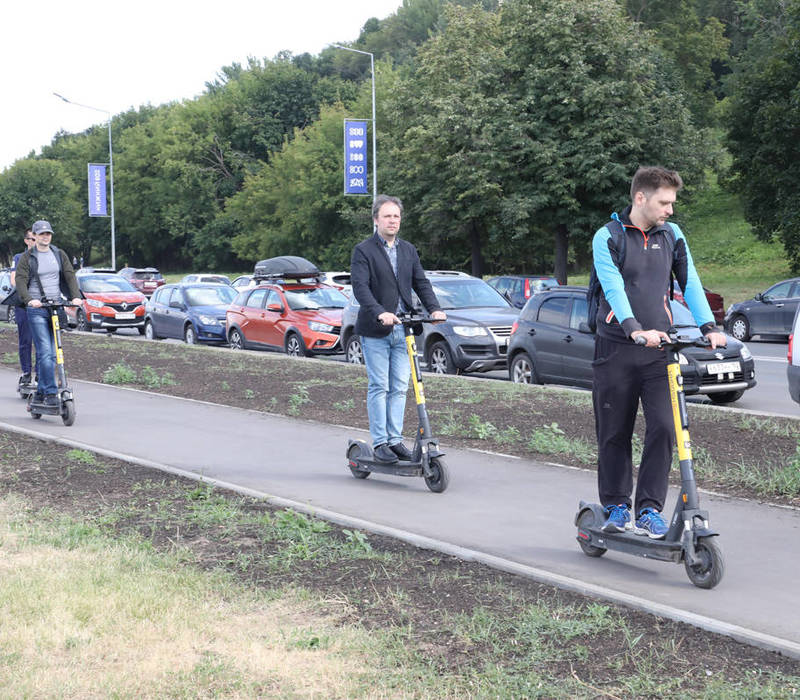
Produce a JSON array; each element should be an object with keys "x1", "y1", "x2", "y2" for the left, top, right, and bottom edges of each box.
[
  {"x1": 44, "y1": 394, "x2": 59, "y2": 407},
  {"x1": 32, "y1": 392, "x2": 44, "y2": 404},
  {"x1": 373, "y1": 444, "x2": 399, "y2": 464},
  {"x1": 389, "y1": 442, "x2": 413, "y2": 461},
  {"x1": 19, "y1": 373, "x2": 32, "y2": 385}
]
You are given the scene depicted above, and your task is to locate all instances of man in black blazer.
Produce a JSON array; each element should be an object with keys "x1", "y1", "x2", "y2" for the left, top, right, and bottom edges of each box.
[{"x1": 350, "y1": 195, "x2": 446, "y2": 463}]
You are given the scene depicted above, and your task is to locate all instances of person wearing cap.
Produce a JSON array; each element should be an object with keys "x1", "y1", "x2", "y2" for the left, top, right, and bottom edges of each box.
[
  {"x1": 13, "y1": 220, "x2": 81, "y2": 406},
  {"x1": 9, "y1": 228, "x2": 36, "y2": 387}
]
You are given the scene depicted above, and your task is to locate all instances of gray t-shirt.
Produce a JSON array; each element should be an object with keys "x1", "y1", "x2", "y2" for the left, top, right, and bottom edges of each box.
[{"x1": 28, "y1": 249, "x2": 62, "y2": 302}]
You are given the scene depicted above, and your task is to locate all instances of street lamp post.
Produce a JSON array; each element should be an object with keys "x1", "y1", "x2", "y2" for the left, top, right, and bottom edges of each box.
[
  {"x1": 53, "y1": 93, "x2": 116, "y2": 269},
  {"x1": 333, "y1": 45, "x2": 377, "y2": 199}
]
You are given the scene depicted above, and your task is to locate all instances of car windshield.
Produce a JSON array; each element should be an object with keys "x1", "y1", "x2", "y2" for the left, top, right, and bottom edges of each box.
[
  {"x1": 284, "y1": 286, "x2": 348, "y2": 310},
  {"x1": 670, "y1": 300, "x2": 702, "y2": 336},
  {"x1": 184, "y1": 286, "x2": 237, "y2": 306},
  {"x1": 431, "y1": 279, "x2": 509, "y2": 309},
  {"x1": 132, "y1": 271, "x2": 162, "y2": 280},
  {"x1": 80, "y1": 276, "x2": 137, "y2": 293}
]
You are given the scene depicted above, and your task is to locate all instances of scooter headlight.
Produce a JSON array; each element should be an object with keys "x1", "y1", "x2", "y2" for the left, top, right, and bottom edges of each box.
[{"x1": 453, "y1": 325, "x2": 488, "y2": 337}]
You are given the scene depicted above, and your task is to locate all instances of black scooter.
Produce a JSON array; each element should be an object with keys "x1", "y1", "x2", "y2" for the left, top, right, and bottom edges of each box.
[
  {"x1": 575, "y1": 331, "x2": 724, "y2": 589},
  {"x1": 347, "y1": 315, "x2": 449, "y2": 493},
  {"x1": 26, "y1": 300, "x2": 76, "y2": 426}
]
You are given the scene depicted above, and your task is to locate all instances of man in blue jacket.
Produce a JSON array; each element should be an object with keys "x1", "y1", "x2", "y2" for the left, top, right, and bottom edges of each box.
[
  {"x1": 592, "y1": 167, "x2": 726, "y2": 538},
  {"x1": 351, "y1": 195, "x2": 446, "y2": 463}
]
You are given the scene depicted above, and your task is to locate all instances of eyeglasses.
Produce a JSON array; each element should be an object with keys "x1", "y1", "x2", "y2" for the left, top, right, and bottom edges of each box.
[{"x1": 25, "y1": 238, "x2": 35, "y2": 242}]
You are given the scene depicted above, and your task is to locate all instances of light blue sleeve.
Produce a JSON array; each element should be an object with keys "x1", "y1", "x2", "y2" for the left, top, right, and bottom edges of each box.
[
  {"x1": 592, "y1": 226, "x2": 634, "y2": 325},
  {"x1": 669, "y1": 224, "x2": 714, "y2": 327}
]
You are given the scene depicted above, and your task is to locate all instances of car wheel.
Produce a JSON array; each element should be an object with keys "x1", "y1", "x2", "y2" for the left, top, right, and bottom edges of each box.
[
  {"x1": 729, "y1": 314, "x2": 750, "y2": 342},
  {"x1": 76, "y1": 309, "x2": 90, "y2": 332},
  {"x1": 709, "y1": 390, "x2": 745, "y2": 404},
  {"x1": 184, "y1": 324, "x2": 197, "y2": 345},
  {"x1": 144, "y1": 320, "x2": 159, "y2": 340},
  {"x1": 7, "y1": 306, "x2": 15, "y2": 324},
  {"x1": 345, "y1": 335, "x2": 364, "y2": 364},
  {"x1": 284, "y1": 332, "x2": 308, "y2": 357},
  {"x1": 510, "y1": 352, "x2": 539, "y2": 384},
  {"x1": 428, "y1": 341, "x2": 457, "y2": 374},
  {"x1": 228, "y1": 328, "x2": 246, "y2": 350}
]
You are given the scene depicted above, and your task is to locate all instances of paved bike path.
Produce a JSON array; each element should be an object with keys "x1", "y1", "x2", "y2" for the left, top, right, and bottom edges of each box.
[{"x1": 1, "y1": 368, "x2": 798, "y2": 658}]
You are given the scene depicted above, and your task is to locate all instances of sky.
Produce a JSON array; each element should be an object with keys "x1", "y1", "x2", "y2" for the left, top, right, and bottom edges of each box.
[{"x1": 2, "y1": 0, "x2": 402, "y2": 171}]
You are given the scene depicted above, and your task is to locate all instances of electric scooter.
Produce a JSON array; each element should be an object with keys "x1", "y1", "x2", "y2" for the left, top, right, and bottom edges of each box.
[
  {"x1": 347, "y1": 314, "x2": 449, "y2": 493},
  {"x1": 26, "y1": 299, "x2": 77, "y2": 426},
  {"x1": 575, "y1": 331, "x2": 724, "y2": 589}
]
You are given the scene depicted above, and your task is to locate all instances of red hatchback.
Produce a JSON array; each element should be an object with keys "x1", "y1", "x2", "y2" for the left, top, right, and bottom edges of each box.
[
  {"x1": 117, "y1": 267, "x2": 165, "y2": 297},
  {"x1": 226, "y1": 282, "x2": 348, "y2": 356},
  {"x1": 67, "y1": 273, "x2": 147, "y2": 333}
]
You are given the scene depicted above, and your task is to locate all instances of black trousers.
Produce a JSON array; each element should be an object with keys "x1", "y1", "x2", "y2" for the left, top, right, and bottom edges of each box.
[{"x1": 592, "y1": 336, "x2": 673, "y2": 515}]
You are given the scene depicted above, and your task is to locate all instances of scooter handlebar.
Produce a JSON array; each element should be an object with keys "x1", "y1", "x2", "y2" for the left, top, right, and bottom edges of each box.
[
  {"x1": 634, "y1": 331, "x2": 711, "y2": 350},
  {"x1": 396, "y1": 314, "x2": 443, "y2": 326}
]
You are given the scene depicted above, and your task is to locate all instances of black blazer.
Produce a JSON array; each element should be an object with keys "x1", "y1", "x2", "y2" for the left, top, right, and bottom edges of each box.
[{"x1": 351, "y1": 233, "x2": 441, "y2": 338}]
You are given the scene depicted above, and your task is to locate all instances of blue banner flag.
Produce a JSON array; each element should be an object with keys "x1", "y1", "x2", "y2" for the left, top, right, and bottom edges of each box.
[
  {"x1": 344, "y1": 120, "x2": 369, "y2": 195},
  {"x1": 88, "y1": 163, "x2": 108, "y2": 217}
]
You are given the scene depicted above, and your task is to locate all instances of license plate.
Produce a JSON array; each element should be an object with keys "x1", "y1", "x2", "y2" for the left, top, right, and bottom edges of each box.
[
  {"x1": 144, "y1": 282, "x2": 156, "y2": 288},
  {"x1": 115, "y1": 312, "x2": 136, "y2": 320},
  {"x1": 706, "y1": 361, "x2": 740, "y2": 374}
]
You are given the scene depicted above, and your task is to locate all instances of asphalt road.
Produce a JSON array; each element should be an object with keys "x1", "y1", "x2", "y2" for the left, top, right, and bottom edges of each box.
[{"x1": 1, "y1": 366, "x2": 798, "y2": 658}]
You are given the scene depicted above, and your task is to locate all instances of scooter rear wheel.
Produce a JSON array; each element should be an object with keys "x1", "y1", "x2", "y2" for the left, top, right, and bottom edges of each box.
[
  {"x1": 576, "y1": 509, "x2": 607, "y2": 557},
  {"x1": 424, "y1": 457, "x2": 449, "y2": 493},
  {"x1": 684, "y1": 536, "x2": 725, "y2": 589},
  {"x1": 347, "y1": 444, "x2": 370, "y2": 479},
  {"x1": 61, "y1": 399, "x2": 76, "y2": 426}
]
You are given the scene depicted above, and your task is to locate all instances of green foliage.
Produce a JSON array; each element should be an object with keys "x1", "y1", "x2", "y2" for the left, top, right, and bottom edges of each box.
[
  {"x1": 102, "y1": 363, "x2": 138, "y2": 385},
  {"x1": 726, "y1": 0, "x2": 800, "y2": 271}
]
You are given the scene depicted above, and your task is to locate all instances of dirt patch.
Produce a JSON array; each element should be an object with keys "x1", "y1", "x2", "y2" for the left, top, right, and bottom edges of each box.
[{"x1": 1, "y1": 431, "x2": 798, "y2": 695}]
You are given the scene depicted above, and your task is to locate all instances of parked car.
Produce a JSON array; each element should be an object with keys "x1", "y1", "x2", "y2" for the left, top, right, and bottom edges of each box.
[
  {"x1": 144, "y1": 283, "x2": 237, "y2": 344},
  {"x1": 508, "y1": 286, "x2": 756, "y2": 404},
  {"x1": 76, "y1": 267, "x2": 117, "y2": 276},
  {"x1": 787, "y1": 306, "x2": 800, "y2": 404},
  {"x1": 486, "y1": 275, "x2": 559, "y2": 309},
  {"x1": 66, "y1": 273, "x2": 147, "y2": 334},
  {"x1": 673, "y1": 286, "x2": 725, "y2": 325},
  {"x1": 226, "y1": 279, "x2": 347, "y2": 356},
  {"x1": 180, "y1": 274, "x2": 232, "y2": 286},
  {"x1": 118, "y1": 267, "x2": 166, "y2": 296},
  {"x1": 320, "y1": 271, "x2": 352, "y2": 296},
  {"x1": 231, "y1": 275, "x2": 258, "y2": 290},
  {"x1": 0, "y1": 268, "x2": 16, "y2": 322},
  {"x1": 724, "y1": 277, "x2": 800, "y2": 341},
  {"x1": 340, "y1": 271, "x2": 520, "y2": 374}
]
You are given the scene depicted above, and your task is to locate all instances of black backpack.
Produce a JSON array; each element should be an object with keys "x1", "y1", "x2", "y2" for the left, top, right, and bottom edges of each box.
[{"x1": 586, "y1": 214, "x2": 678, "y2": 332}]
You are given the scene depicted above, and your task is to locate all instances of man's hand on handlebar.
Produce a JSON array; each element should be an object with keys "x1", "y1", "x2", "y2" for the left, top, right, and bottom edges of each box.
[
  {"x1": 378, "y1": 312, "x2": 401, "y2": 326},
  {"x1": 430, "y1": 310, "x2": 446, "y2": 323},
  {"x1": 27, "y1": 299, "x2": 42, "y2": 308},
  {"x1": 705, "y1": 330, "x2": 727, "y2": 349},
  {"x1": 631, "y1": 329, "x2": 671, "y2": 348},
  {"x1": 71, "y1": 298, "x2": 82, "y2": 306}
]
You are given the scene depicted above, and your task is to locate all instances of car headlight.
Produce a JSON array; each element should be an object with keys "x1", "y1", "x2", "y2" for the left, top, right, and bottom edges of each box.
[
  {"x1": 677, "y1": 352, "x2": 689, "y2": 365},
  {"x1": 198, "y1": 315, "x2": 219, "y2": 325},
  {"x1": 739, "y1": 345, "x2": 752, "y2": 360},
  {"x1": 86, "y1": 298, "x2": 104, "y2": 309},
  {"x1": 309, "y1": 321, "x2": 334, "y2": 333},
  {"x1": 453, "y1": 325, "x2": 488, "y2": 337}
]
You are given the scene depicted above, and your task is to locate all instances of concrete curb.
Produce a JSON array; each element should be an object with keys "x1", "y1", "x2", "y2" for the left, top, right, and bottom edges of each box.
[{"x1": 2, "y1": 419, "x2": 799, "y2": 661}]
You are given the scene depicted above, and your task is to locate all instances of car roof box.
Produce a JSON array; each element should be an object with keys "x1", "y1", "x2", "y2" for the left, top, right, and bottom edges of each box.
[{"x1": 253, "y1": 256, "x2": 321, "y2": 282}]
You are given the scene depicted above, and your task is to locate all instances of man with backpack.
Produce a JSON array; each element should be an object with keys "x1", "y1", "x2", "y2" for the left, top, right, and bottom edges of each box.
[
  {"x1": 590, "y1": 167, "x2": 726, "y2": 538},
  {"x1": 13, "y1": 220, "x2": 81, "y2": 406}
]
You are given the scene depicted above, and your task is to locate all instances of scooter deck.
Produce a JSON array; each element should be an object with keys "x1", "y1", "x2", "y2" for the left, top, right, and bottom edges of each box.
[
  {"x1": 348, "y1": 458, "x2": 424, "y2": 477},
  {"x1": 579, "y1": 527, "x2": 683, "y2": 563}
]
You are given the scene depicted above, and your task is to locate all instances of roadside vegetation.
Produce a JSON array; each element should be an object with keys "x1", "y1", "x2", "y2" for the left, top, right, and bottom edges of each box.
[{"x1": 1, "y1": 435, "x2": 798, "y2": 697}]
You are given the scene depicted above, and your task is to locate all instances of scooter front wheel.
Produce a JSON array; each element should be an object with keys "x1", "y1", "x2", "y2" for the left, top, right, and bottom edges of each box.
[
  {"x1": 424, "y1": 457, "x2": 449, "y2": 493},
  {"x1": 685, "y1": 536, "x2": 725, "y2": 589},
  {"x1": 61, "y1": 399, "x2": 76, "y2": 426},
  {"x1": 347, "y1": 444, "x2": 370, "y2": 479},
  {"x1": 576, "y1": 509, "x2": 607, "y2": 558}
]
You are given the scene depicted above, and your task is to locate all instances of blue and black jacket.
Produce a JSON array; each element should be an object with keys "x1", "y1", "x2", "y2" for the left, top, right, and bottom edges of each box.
[{"x1": 591, "y1": 206, "x2": 715, "y2": 343}]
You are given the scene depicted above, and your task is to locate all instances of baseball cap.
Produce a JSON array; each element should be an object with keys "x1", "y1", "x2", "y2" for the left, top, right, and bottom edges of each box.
[{"x1": 31, "y1": 220, "x2": 54, "y2": 235}]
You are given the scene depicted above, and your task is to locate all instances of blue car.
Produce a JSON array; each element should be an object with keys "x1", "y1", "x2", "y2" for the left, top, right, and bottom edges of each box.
[{"x1": 144, "y1": 283, "x2": 237, "y2": 344}]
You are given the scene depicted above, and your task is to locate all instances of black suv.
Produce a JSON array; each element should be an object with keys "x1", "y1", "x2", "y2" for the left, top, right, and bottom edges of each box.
[
  {"x1": 340, "y1": 271, "x2": 519, "y2": 374},
  {"x1": 507, "y1": 286, "x2": 756, "y2": 404}
]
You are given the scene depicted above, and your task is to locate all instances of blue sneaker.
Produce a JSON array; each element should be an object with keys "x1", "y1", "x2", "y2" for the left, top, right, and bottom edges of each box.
[
  {"x1": 634, "y1": 508, "x2": 669, "y2": 539},
  {"x1": 601, "y1": 504, "x2": 631, "y2": 533}
]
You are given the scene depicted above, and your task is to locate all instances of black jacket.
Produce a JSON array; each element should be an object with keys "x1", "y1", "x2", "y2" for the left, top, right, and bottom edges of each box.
[{"x1": 351, "y1": 233, "x2": 441, "y2": 338}]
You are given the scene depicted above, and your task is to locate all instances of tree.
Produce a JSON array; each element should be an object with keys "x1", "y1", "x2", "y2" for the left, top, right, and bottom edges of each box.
[
  {"x1": 0, "y1": 159, "x2": 81, "y2": 265},
  {"x1": 726, "y1": 0, "x2": 800, "y2": 269}
]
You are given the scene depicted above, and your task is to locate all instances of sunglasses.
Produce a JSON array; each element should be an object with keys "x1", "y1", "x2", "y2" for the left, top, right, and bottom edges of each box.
[{"x1": 25, "y1": 237, "x2": 35, "y2": 242}]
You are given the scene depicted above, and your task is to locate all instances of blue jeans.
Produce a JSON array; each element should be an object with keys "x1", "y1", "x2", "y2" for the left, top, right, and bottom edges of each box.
[
  {"x1": 14, "y1": 306, "x2": 33, "y2": 375},
  {"x1": 28, "y1": 307, "x2": 57, "y2": 396},
  {"x1": 362, "y1": 325, "x2": 411, "y2": 448}
]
